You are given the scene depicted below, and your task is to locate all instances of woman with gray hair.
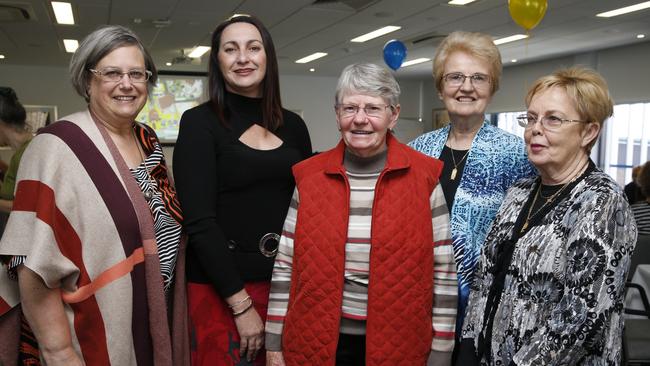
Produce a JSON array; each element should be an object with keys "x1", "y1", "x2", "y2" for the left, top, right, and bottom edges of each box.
[
  {"x1": 0, "y1": 25, "x2": 188, "y2": 365},
  {"x1": 265, "y1": 63, "x2": 457, "y2": 366}
]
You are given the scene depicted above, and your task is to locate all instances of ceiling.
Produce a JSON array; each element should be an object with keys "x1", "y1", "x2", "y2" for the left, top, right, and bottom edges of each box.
[{"x1": 1, "y1": 0, "x2": 649, "y2": 80}]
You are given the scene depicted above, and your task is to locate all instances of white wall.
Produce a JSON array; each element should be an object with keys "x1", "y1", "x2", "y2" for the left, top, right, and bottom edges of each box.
[{"x1": 2, "y1": 39, "x2": 649, "y2": 159}]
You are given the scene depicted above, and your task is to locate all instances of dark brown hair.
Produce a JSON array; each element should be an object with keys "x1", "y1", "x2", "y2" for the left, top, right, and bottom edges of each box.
[
  {"x1": 639, "y1": 161, "x2": 650, "y2": 198},
  {"x1": 208, "y1": 15, "x2": 283, "y2": 130},
  {"x1": 0, "y1": 87, "x2": 26, "y2": 129}
]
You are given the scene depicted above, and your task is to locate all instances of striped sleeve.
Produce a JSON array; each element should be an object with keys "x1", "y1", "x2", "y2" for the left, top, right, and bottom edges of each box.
[
  {"x1": 430, "y1": 183, "x2": 457, "y2": 357},
  {"x1": 265, "y1": 188, "x2": 299, "y2": 352}
]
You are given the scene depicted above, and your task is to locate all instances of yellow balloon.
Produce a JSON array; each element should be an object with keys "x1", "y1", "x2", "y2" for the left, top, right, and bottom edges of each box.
[{"x1": 508, "y1": 0, "x2": 548, "y2": 31}]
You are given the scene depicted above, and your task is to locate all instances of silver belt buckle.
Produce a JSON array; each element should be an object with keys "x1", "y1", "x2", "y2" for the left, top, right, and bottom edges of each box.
[{"x1": 259, "y1": 233, "x2": 280, "y2": 257}]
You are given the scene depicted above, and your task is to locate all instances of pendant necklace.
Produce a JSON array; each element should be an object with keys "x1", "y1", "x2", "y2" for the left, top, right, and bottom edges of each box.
[
  {"x1": 521, "y1": 179, "x2": 572, "y2": 233},
  {"x1": 449, "y1": 146, "x2": 470, "y2": 181},
  {"x1": 132, "y1": 128, "x2": 156, "y2": 201}
]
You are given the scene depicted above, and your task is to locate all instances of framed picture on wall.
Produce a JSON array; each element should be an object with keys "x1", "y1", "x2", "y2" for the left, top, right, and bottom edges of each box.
[
  {"x1": 136, "y1": 71, "x2": 208, "y2": 145},
  {"x1": 432, "y1": 108, "x2": 450, "y2": 130}
]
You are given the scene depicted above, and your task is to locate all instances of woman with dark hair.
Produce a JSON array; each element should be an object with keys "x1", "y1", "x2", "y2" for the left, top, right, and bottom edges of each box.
[
  {"x1": 0, "y1": 87, "x2": 31, "y2": 214},
  {"x1": 173, "y1": 14, "x2": 312, "y2": 366}
]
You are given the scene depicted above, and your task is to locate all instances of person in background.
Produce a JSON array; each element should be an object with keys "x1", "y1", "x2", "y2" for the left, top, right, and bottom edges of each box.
[
  {"x1": 408, "y1": 31, "x2": 535, "y2": 339},
  {"x1": 625, "y1": 165, "x2": 646, "y2": 204},
  {"x1": 0, "y1": 87, "x2": 33, "y2": 214},
  {"x1": 0, "y1": 25, "x2": 189, "y2": 366},
  {"x1": 265, "y1": 63, "x2": 457, "y2": 366},
  {"x1": 631, "y1": 161, "x2": 650, "y2": 235},
  {"x1": 458, "y1": 66, "x2": 636, "y2": 365},
  {"x1": 173, "y1": 14, "x2": 312, "y2": 366}
]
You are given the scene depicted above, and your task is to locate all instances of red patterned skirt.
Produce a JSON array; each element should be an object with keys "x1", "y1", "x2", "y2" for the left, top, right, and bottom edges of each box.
[{"x1": 188, "y1": 281, "x2": 270, "y2": 366}]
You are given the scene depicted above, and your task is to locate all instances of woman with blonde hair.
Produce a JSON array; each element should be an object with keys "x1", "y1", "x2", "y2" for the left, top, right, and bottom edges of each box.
[
  {"x1": 459, "y1": 66, "x2": 636, "y2": 365},
  {"x1": 409, "y1": 31, "x2": 535, "y2": 337}
]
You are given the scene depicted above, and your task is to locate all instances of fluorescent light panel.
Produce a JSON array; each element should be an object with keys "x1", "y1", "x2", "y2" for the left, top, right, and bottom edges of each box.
[
  {"x1": 295, "y1": 52, "x2": 327, "y2": 64},
  {"x1": 448, "y1": 0, "x2": 477, "y2": 5},
  {"x1": 493, "y1": 34, "x2": 529, "y2": 45},
  {"x1": 0, "y1": 55, "x2": 5, "y2": 59},
  {"x1": 63, "y1": 39, "x2": 78, "y2": 53},
  {"x1": 401, "y1": 58, "x2": 431, "y2": 67},
  {"x1": 351, "y1": 26, "x2": 401, "y2": 43},
  {"x1": 51, "y1": 2, "x2": 75, "y2": 25},
  {"x1": 188, "y1": 46, "x2": 210, "y2": 58},
  {"x1": 596, "y1": 1, "x2": 650, "y2": 17}
]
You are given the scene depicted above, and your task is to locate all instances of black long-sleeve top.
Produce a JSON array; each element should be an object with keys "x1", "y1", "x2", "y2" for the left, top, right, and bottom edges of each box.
[{"x1": 173, "y1": 92, "x2": 312, "y2": 298}]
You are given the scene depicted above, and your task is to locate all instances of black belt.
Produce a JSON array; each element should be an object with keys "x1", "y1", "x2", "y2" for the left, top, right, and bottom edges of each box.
[{"x1": 227, "y1": 233, "x2": 280, "y2": 258}]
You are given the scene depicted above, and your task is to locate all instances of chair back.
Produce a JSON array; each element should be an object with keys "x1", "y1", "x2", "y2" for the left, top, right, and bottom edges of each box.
[{"x1": 629, "y1": 234, "x2": 650, "y2": 280}]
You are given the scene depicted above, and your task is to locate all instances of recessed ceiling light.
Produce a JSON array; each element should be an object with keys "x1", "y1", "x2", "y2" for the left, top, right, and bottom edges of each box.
[
  {"x1": 511, "y1": 59, "x2": 518, "y2": 63},
  {"x1": 493, "y1": 34, "x2": 529, "y2": 45},
  {"x1": 295, "y1": 52, "x2": 327, "y2": 64},
  {"x1": 0, "y1": 55, "x2": 5, "y2": 59},
  {"x1": 51, "y1": 2, "x2": 75, "y2": 25},
  {"x1": 448, "y1": 0, "x2": 477, "y2": 5},
  {"x1": 188, "y1": 46, "x2": 210, "y2": 58},
  {"x1": 351, "y1": 26, "x2": 401, "y2": 43},
  {"x1": 309, "y1": 68, "x2": 315, "y2": 72},
  {"x1": 401, "y1": 58, "x2": 431, "y2": 67},
  {"x1": 63, "y1": 39, "x2": 78, "y2": 53},
  {"x1": 596, "y1": 1, "x2": 650, "y2": 17},
  {"x1": 166, "y1": 62, "x2": 172, "y2": 66},
  {"x1": 637, "y1": 34, "x2": 646, "y2": 39}
]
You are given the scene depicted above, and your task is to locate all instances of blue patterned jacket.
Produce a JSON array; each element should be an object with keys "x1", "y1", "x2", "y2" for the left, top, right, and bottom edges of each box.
[{"x1": 409, "y1": 122, "x2": 535, "y2": 329}]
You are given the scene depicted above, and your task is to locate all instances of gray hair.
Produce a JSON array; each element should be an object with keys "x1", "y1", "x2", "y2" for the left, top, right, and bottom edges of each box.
[
  {"x1": 69, "y1": 25, "x2": 157, "y2": 102},
  {"x1": 335, "y1": 63, "x2": 400, "y2": 106}
]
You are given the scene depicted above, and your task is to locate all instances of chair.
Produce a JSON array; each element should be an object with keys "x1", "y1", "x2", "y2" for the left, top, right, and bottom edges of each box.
[
  {"x1": 623, "y1": 282, "x2": 650, "y2": 365},
  {"x1": 629, "y1": 235, "x2": 650, "y2": 281}
]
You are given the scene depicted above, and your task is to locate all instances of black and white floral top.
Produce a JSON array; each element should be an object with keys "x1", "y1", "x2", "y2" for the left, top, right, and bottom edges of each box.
[{"x1": 462, "y1": 164, "x2": 637, "y2": 365}]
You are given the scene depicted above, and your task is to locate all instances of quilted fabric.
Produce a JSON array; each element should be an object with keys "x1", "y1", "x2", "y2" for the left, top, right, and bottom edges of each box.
[{"x1": 282, "y1": 135, "x2": 442, "y2": 365}]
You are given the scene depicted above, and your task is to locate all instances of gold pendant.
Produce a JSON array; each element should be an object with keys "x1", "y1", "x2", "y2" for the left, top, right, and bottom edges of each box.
[
  {"x1": 521, "y1": 220, "x2": 528, "y2": 233},
  {"x1": 451, "y1": 168, "x2": 457, "y2": 180}
]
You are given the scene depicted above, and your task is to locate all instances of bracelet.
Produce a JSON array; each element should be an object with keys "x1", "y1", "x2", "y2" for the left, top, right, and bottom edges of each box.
[
  {"x1": 228, "y1": 295, "x2": 251, "y2": 309},
  {"x1": 232, "y1": 298, "x2": 254, "y2": 316}
]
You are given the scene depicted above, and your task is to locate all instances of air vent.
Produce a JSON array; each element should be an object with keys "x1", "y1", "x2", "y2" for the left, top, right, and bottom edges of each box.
[
  {"x1": 312, "y1": 0, "x2": 379, "y2": 11},
  {"x1": 408, "y1": 32, "x2": 447, "y2": 45},
  {"x1": 0, "y1": 3, "x2": 35, "y2": 22}
]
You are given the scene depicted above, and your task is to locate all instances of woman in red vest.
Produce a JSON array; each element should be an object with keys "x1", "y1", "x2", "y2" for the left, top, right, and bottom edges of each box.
[{"x1": 265, "y1": 63, "x2": 458, "y2": 366}]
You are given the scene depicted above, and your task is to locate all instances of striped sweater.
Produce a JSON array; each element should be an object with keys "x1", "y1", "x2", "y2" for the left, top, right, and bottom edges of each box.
[{"x1": 266, "y1": 149, "x2": 458, "y2": 361}]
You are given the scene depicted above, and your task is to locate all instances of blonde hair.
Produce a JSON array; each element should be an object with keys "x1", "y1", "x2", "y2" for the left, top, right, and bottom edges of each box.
[
  {"x1": 433, "y1": 31, "x2": 502, "y2": 95},
  {"x1": 525, "y1": 66, "x2": 613, "y2": 152}
]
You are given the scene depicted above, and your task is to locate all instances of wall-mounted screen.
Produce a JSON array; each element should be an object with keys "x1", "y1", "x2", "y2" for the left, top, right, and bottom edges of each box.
[{"x1": 136, "y1": 71, "x2": 209, "y2": 144}]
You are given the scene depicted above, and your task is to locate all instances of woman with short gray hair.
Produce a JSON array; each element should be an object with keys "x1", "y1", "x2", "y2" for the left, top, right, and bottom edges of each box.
[
  {"x1": 265, "y1": 63, "x2": 457, "y2": 365},
  {"x1": 0, "y1": 25, "x2": 188, "y2": 366}
]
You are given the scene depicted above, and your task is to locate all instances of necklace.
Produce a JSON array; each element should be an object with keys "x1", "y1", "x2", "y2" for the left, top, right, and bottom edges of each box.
[
  {"x1": 521, "y1": 180, "x2": 572, "y2": 233},
  {"x1": 132, "y1": 128, "x2": 156, "y2": 201},
  {"x1": 449, "y1": 146, "x2": 470, "y2": 180}
]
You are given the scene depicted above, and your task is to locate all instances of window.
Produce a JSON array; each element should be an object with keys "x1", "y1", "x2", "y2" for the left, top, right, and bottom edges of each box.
[{"x1": 496, "y1": 102, "x2": 650, "y2": 187}]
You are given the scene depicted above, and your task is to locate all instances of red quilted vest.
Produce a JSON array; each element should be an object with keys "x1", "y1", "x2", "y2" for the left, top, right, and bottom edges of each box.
[{"x1": 282, "y1": 134, "x2": 443, "y2": 365}]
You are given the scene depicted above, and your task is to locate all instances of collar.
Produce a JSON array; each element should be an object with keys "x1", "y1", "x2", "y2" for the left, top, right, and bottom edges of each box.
[{"x1": 324, "y1": 133, "x2": 410, "y2": 175}]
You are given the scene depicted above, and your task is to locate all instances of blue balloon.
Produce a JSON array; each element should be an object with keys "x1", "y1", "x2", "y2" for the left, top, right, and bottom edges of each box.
[{"x1": 383, "y1": 40, "x2": 407, "y2": 70}]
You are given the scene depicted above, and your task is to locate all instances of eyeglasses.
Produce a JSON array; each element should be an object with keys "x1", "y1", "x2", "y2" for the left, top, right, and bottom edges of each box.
[
  {"x1": 443, "y1": 72, "x2": 490, "y2": 88},
  {"x1": 89, "y1": 68, "x2": 152, "y2": 83},
  {"x1": 516, "y1": 114, "x2": 589, "y2": 130},
  {"x1": 336, "y1": 104, "x2": 393, "y2": 118}
]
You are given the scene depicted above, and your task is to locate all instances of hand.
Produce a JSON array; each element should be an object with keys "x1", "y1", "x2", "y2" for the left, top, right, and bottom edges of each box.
[
  {"x1": 42, "y1": 346, "x2": 85, "y2": 366},
  {"x1": 233, "y1": 306, "x2": 264, "y2": 362},
  {"x1": 266, "y1": 351, "x2": 286, "y2": 366}
]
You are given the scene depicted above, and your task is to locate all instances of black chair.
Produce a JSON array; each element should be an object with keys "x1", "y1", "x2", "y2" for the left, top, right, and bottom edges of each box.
[
  {"x1": 629, "y1": 235, "x2": 650, "y2": 281},
  {"x1": 623, "y1": 282, "x2": 650, "y2": 365}
]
